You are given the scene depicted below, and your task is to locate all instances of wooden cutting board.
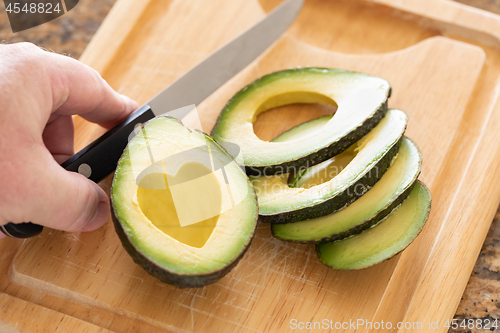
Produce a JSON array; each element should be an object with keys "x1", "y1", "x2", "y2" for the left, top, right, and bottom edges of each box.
[{"x1": 3, "y1": 0, "x2": 500, "y2": 332}]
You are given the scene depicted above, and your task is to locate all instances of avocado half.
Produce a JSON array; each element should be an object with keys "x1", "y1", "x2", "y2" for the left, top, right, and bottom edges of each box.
[
  {"x1": 111, "y1": 116, "x2": 258, "y2": 288},
  {"x1": 211, "y1": 68, "x2": 391, "y2": 176},
  {"x1": 251, "y1": 109, "x2": 408, "y2": 224}
]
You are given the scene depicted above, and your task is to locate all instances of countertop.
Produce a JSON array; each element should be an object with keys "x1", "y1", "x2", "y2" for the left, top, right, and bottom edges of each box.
[{"x1": 0, "y1": 0, "x2": 499, "y2": 332}]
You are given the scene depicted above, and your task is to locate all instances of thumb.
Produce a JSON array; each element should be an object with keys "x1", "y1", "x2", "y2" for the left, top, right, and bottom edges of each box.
[
  {"x1": 52, "y1": 171, "x2": 110, "y2": 233},
  {"x1": 22, "y1": 151, "x2": 110, "y2": 233}
]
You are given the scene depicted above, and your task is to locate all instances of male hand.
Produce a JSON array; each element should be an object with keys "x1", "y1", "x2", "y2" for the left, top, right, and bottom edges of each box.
[{"x1": 0, "y1": 43, "x2": 138, "y2": 240}]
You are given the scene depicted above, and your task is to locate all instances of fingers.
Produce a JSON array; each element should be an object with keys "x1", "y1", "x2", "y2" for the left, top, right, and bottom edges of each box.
[
  {"x1": 0, "y1": 43, "x2": 138, "y2": 128},
  {"x1": 45, "y1": 52, "x2": 139, "y2": 126},
  {"x1": 0, "y1": 43, "x2": 137, "y2": 236},
  {"x1": 42, "y1": 115, "x2": 75, "y2": 164}
]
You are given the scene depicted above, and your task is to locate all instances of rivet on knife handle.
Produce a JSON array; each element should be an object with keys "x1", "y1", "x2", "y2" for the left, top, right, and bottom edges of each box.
[{"x1": 61, "y1": 104, "x2": 155, "y2": 183}]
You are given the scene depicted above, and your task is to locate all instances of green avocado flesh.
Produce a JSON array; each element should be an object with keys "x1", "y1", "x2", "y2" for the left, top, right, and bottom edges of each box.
[
  {"x1": 273, "y1": 115, "x2": 332, "y2": 143},
  {"x1": 272, "y1": 137, "x2": 422, "y2": 243},
  {"x1": 276, "y1": 115, "x2": 356, "y2": 188},
  {"x1": 136, "y1": 163, "x2": 221, "y2": 248},
  {"x1": 251, "y1": 109, "x2": 408, "y2": 224},
  {"x1": 111, "y1": 116, "x2": 258, "y2": 288},
  {"x1": 316, "y1": 181, "x2": 431, "y2": 270},
  {"x1": 211, "y1": 68, "x2": 391, "y2": 175}
]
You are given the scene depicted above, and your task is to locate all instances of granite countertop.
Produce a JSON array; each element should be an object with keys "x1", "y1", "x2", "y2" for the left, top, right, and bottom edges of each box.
[
  {"x1": 0, "y1": 0, "x2": 115, "y2": 58},
  {"x1": 0, "y1": 0, "x2": 500, "y2": 332}
]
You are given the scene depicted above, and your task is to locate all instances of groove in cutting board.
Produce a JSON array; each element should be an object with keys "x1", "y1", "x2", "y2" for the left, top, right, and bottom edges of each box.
[
  {"x1": 0, "y1": 291, "x2": 110, "y2": 333},
  {"x1": 259, "y1": 0, "x2": 440, "y2": 54}
]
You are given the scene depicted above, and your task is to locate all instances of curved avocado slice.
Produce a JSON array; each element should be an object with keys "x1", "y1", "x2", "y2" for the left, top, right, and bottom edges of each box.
[
  {"x1": 111, "y1": 116, "x2": 258, "y2": 288},
  {"x1": 316, "y1": 181, "x2": 431, "y2": 270},
  {"x1": 272, "y1": 114, "x2": 351, "y2": 189},
  {"x1": 251, "y1": 109, "x2": 408, "y2": 224},
  {"x1": 272, "y1": 137, "x2": 422, "y2": 243},
  {"x1": 211, "y1": 68, "x2": 391, "y2": 175}
]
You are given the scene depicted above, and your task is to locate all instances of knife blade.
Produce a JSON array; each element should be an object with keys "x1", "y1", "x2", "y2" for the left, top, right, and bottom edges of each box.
[
  {"x1": 2, "y1": 0, "x2": 304, "y2": 238},
  {"x1": 146, "y1": 0, "x2": 304, "y2": 115}
]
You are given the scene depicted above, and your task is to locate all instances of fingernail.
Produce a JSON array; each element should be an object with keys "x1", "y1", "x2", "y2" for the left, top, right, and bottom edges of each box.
[{"x1": 82, "y1": 200, "x2": 109, "y2": 232}]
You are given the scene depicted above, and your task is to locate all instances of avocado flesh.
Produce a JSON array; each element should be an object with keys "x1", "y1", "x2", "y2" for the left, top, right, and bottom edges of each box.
[
  {"x1": 289, "y1": 143, "x2": 357, "y2": 189},
  {"x1": 111, "y1": 116, "x2": 258, "y2": 288},
  {"x1": 316, "y1": 181, "x2": 431, "y2": 270},
  {"x1": 211, "y1": 68, "x2": 391, "y2": 175},
  {"x1": 273, "y1": 115, "x2": 332, "y2": 143},
  {"x1": 136, "y1": 163, "x2": 221, "y2": 249},
  {"x1": 274, "y1": 115, "x2": 357, "y2": 189},
  {"x1": 272, "y1": 137, "x2": 421, "y2": 243},
  {"x1": 251, "y1": 109, "x2": 408, "y2": 224}
]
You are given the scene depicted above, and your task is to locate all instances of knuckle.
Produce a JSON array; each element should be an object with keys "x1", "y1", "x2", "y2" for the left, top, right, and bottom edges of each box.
[
  {"x1": 16, "y1": 42, "x2": 41, "y2": 52},
  {"x1": 0, "y1": 43, "x2": 48, "y2": 80},
  {"x1": 6, "y1": 42, "x2": 44, "y2": 60},
  {"x1": 91, "y1": 70, "x2": 108, "y2": 106}
]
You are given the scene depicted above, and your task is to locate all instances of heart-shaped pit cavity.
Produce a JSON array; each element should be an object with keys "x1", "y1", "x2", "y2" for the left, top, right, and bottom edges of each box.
[{"x1": 137, "y1": 162, "x2": 222, "y2": 248}]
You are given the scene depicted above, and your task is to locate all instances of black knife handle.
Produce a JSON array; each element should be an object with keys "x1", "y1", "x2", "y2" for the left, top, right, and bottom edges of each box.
[
  {"x1": 1, "y1": 223, "x2": 44, "y2": 238},
  {"x1": 61, "y1": 104, "x2": 155, "y2": 182},
  {"x1": 1, "y1": 104, "x2": 155, "y2": 239}
]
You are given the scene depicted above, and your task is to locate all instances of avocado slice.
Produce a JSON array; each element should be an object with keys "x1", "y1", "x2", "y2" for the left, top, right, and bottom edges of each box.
[
  {"x1": 272, "y1": 137, "x2": 422, "y2": 243},
  {"x1": 316, "y1": 181, "x2": 431, "y2": 270},
  {"x1": 251, "y1": 109, "x2": 408, "y2": 224},
  {"x1": 273, "y1": 115, "x2": 354, "y2": 188},
  {"x1": 111, "y1": 116, "x2": 258, "y2": 288},
  {"x1": 211, "y1": 68, "x2": 391, "y2": 176},
  {"x1": 273, "y1": 114, "x2": 333, "y2": 144}
]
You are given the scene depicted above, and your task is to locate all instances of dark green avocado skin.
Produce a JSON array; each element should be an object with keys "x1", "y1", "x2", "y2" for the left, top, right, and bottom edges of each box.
[
  {"x1": 111, "y1": 204, "x2": 253, "y2": 289},
  {"x1": 245, "y1": 102, "x2": 388, "y2": 176},
  {"x1": 272, "y1": 181, "x2": 416, "y2": 244},
  {"x1": 260, "y1": 137, "x2": 402, "y2": 224}
]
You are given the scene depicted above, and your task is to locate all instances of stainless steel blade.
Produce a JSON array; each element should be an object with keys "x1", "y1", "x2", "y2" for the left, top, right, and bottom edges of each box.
[{"x1": 147, "y1": 0, "x2": 304, "y2": 116}]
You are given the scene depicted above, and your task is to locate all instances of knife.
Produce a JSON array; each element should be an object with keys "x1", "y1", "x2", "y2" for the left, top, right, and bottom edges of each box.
[{"x1": 0, "y1": 0, "x2": 304, "y2": 239}]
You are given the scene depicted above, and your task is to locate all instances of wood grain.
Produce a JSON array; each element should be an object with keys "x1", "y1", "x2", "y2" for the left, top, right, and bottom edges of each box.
[
  {"x1": 0, "y1": 240, "x2": 110, "y2": 333},
  {"x1": 0, "y1": 292, "x2": 110, "y2": 333},
  {"x1": 4, "y1": 0, "x2": 500, "y2": 332}
]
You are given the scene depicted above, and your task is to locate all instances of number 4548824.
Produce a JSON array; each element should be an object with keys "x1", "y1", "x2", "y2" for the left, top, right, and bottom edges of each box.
[
  {"x1": 6, "y1": 2, "x2": 61, "y2": 14},
  {"x1": 444, "y1": 318, "x2": 499, "y2": 330}
]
